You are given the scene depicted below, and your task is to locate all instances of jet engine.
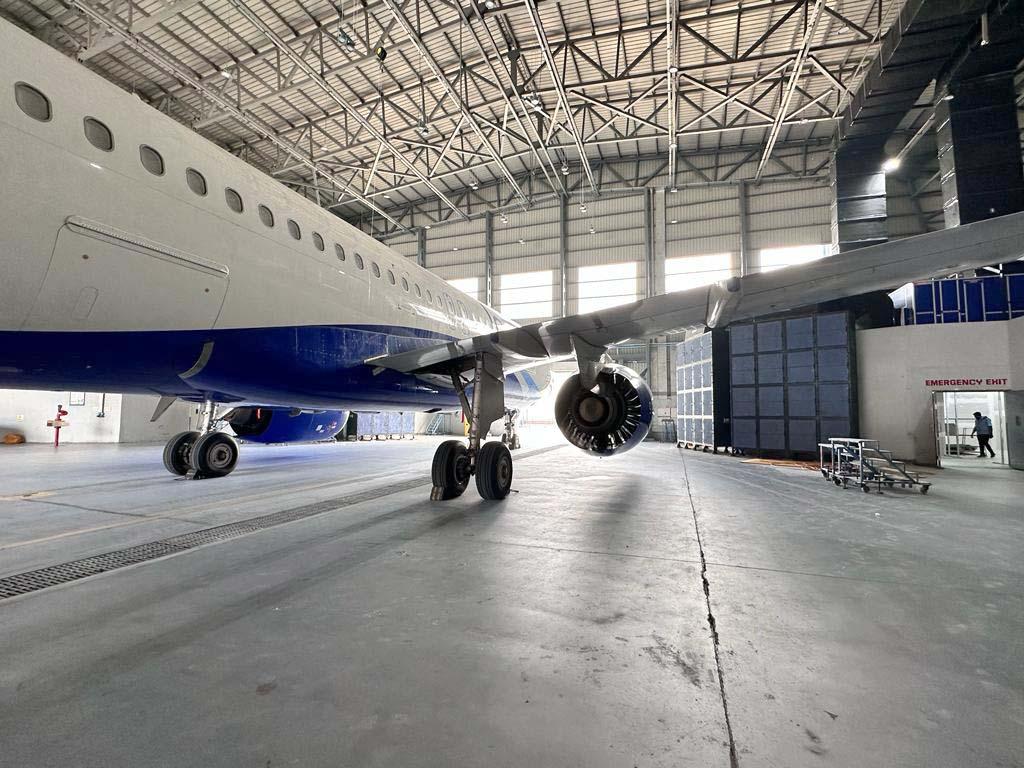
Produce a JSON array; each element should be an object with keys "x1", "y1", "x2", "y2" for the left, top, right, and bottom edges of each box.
[
  {"x1": 554, "y1": 364, "x2": 653, "y2": 456},
  {"x1": 227, "y1": 408, "x2": 348, "y2": 444}
]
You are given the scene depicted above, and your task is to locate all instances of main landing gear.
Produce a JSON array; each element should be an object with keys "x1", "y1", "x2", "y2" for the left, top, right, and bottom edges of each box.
[
  {"x1": 162, "y1": 399, "x2": 240, "y2": 479},
  {"x1": 500, "y1": 408, "x2": 521, "y2": 451},
  {"x1": 431, "y1": 352, "x2": 515, "y2": 501}
]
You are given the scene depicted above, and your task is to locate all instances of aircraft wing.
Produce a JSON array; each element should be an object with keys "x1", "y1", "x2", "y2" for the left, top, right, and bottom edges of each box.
[{"x1": 367, "y1": 210, "x2": 1024, "y2": 376}]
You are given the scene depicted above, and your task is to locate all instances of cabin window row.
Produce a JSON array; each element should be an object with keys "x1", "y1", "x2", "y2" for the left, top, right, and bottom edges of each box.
[{"x1": 13, "y1": 81, "x2": 482, "y2": 323}]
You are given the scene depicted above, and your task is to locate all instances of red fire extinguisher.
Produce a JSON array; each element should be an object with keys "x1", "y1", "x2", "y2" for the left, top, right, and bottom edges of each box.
[{"x1": 48, "y1": 405, "x2": 69, "y2": 447}]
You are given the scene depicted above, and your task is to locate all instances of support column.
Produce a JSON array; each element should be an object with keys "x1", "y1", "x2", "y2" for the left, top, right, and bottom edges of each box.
[
  {"x1": 737, "y1": 180, "x2": 751, "y2": 275},
  {"x1": 936, "y1": 71, "x2": 1024, "y2": 228},
  {"x1": 559, "y1": 196, "x2": 568, "y2": 317},
  {"x1": 829, "y1": 144, "x2": 888, "y2": 253},
  {"x1": 484, "y1": 211, "x2": 494, "y2": 307},
  {"x1": 417, "y1": 227, "x2": 426, "y2": 268}
]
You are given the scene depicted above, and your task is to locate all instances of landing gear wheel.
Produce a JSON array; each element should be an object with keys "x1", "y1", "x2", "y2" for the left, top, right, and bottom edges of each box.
[
  {"x1": 189, "y1": 432, "x2": 239, "y2": 478},
  {"x1": 163, "y1": 431, "x2": 200, "y2": 476},
  {"x1": 476, "y1": 441, "x2": 513, "y2": 500},
  {"x1": 431, "y1": 440, "x2": 470, "y2": 500}
]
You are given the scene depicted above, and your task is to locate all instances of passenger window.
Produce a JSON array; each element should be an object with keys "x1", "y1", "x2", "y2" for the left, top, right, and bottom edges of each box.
[
  {"x1": 83, "y1": 117, "x2": 113, "y2": 151},
  {"x1": 15, "y1": 83, "x2": 50, "y2": 122},
  {"x1": 258, "y1": 204, "x2": 274, "y2": 228},
  {"x1": 287, "y1": 219, "x2": 301, "y2": 240},
  {"x1": 335, "y1": 244, "x2": 346, "y2": 261},
  {"x1": 371, "y1": 262, "x2": 381, "y2": 278},
  {"x1": 312, "y1": 232, "x2": 324, "y2": 251},
  {"x1": 387, "y1": 269, "x2": 396, "y2": 285},
  {"x1": 186, "y1": 168, "x2": 207, "y2": 196},
  {"x1": 402, "y1": 277, "x2": 410, "y2": 293},
  {"x1": 426, "y1": 289, "x2": 432, "y2": 302},
  {"x1": 225, "y1": 187, "x2": 244, "y2": 213},
  {"x1": 457, "y1": 300, "x2": 466, "y2": 317},
  {"x1": 414, "y1": 284, "x2": 421, "y2": 298},
  {"x1": 139, "y1": 145, "x2": 164, "y2": 176},
  {"x1": 355, "y1": 253, "x2": 364, "y2": 269}
]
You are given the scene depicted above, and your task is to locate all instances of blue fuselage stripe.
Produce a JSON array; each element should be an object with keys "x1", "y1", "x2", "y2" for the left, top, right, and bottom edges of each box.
[{"x1": 0, "y1": 326, "x2": 542, "y2": 411}]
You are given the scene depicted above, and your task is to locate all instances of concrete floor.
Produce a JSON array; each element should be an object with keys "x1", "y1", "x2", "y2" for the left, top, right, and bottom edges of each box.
[{"x1": 0, "y1": 434, "x2": 1021, "y2": 767}]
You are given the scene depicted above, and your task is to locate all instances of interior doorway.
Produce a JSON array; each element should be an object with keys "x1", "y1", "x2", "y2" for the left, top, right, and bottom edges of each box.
[{"x1": 934, "y1": 390, "x2": 1008, "y2": 467}]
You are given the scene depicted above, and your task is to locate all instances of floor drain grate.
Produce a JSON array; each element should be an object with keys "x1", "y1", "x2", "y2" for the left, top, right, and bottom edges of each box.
[{"x1": 0, "y1": 443, "x2": 565, "y2": 602}]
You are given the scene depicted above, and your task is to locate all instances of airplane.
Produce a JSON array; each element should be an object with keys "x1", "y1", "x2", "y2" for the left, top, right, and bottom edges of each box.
[{"x1": 2, "y1": 19, "x2": 1024, "y2": 501}]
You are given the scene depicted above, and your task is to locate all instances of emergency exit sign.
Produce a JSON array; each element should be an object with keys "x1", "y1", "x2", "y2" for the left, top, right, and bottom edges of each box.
[{"x1": 925, "y1": 377, "x2": 1009, "y2": 387}]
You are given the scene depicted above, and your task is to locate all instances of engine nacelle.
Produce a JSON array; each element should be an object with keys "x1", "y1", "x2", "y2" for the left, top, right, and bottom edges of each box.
[
  {"x1": 228, "y1": 408, "x2": 348, "y2": 444},
  {"x1": 554, "y1": 364, "x2": 653, "y2": 456}
]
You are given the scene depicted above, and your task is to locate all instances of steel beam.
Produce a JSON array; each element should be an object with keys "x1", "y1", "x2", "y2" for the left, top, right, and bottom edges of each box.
[
  {"x1": 224, "y1": 0, "x2": 468, "y2": 221},
  {"x1": 63, "y1": 0, "x2": 406, "y2": 230}
]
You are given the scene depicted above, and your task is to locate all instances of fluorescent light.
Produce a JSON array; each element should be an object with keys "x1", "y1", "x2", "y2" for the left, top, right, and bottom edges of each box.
[
  {"x1": 89, "y1": 162, "x2": 101, "y2": 169},
  {"x1": 670, "y1": 219, "x2": 678, "y2": 224},
  {"x1": 219, "y1": 70, "x2": 232, "y2": 79},
  {"x1": 882, "y1": 157, "x2": 901, "y2": 173}
]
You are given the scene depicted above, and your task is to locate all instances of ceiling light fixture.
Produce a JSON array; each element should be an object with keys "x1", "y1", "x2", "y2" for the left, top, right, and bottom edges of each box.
[
  {"x1": 882, "y1": 157, "x2": 901, "y2": 173},
  {"x1": 219, "y1": 69, "x2": 233, "y2": 79}
]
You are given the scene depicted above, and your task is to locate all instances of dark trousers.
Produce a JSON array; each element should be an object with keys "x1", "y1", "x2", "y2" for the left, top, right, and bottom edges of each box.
[{"x1": 977, "y1": 435, "x2": 996, "y2": 457}]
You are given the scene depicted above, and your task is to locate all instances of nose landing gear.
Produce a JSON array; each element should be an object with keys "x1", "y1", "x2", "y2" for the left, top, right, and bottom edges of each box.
[
  {"x1": 430, "y1": 352, "x2": 514, "y2": 501},
  {"x1": 161, "y1": 399, "x2": 240, "y2": 479}
]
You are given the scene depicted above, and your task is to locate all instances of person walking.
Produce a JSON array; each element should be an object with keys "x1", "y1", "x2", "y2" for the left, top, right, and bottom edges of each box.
[{"x1": 970, "y1": 411, "x2": 996, "y2": 458}]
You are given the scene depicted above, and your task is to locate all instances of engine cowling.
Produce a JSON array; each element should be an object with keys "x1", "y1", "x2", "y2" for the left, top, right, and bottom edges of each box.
[
  {"x1": 554, "y1": 364, "x2": 653, "y2": 456},
  {"x1": 227, "y1": 408, "x2": 348, "y2": 444}
]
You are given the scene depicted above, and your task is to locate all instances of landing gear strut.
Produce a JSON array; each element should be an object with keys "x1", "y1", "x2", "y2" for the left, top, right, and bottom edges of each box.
[
  {"x1": 431, "y1": 352, "x2": 514, "y2": 501},
  {"x1": 161, "y1": 399, "x2": 239, "y2": 479},
  {"x1": 500, "y1": 408, "x2": 521, "y2": 451}
]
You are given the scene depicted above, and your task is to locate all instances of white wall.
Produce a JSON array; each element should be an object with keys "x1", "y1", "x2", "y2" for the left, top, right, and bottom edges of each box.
[
  {"x1": 119, "y1": 395, "x2": 195, "y2": 442},
  {"x1": 1003, "y1": 391, "x2": 1024, "y2": 470},
  {"x1": 857, "y1": 317, "x2": 1022, "y2": 465},
  {"x1": 0, "y1": 390, "x2": 194, "y2": 443},
  {"x1": 0, "y1": 389, "x2": 121, "y2": 443}
]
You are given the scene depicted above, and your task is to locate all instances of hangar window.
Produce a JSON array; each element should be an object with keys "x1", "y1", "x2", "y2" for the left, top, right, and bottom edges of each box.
[
  {"x1": 258, "y1": 204, "x2": 274, "y2": 228},
  {"x1": 665, "y1": 253, "x2": 733, "y2": 293},
  {"x1": 287, "y1": 219, "x2": 301, "y2": 241},
  {"x1": 446, "y1": 277, "x2": 480, "y2": 302},
  {"x1": 402, "y1": 277, "x2": 410, "y2": 292},
  {"x1": 577, "y1": 262, "x2": 638, "y2": 313},
  {"x1": 335, "y1": 243, "x2": 346, "y2": 261},
  {"x1": 371, "y1": 262, "x2": 381, "y2": 278},
  {"x1": 387, "y1": 269, "x2": 396, "y2": 285},
  {"x1": 355, "y1": 253, "x2": 364, "y2": 270},
  {"x1": 225, "y1": 187, "x2": 244, "y2": 213},
  {"x1": 312, "y1": 232, "x2": 324, "y2": 252},
  {"x1": 497, "y1": 270, "x2": 553, "y2": 320},
  {"x1": 14, "y1": 83, "x2": 50, "y2": 122},
  {"x1": 185, "y1": 168, "x2": 207, "y2": 197},
  {"x1": 756, "y1": 244, "x2": 830, "y2": 273},
  {"x1": 83, "y1": 117, "x2": 113, "y2": 151},
  {"x1": 139, "y1": 144, "x2": 164, "y2": 176}
]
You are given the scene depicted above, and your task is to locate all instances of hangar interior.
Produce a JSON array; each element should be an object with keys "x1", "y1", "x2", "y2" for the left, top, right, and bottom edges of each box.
[{"x1": 0, "y1": 0, "x2": 1022, "y2": 765}]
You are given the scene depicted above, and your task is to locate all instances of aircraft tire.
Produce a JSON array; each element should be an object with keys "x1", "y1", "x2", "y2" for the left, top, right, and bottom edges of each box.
[
  {"x1": 475, "y1": 441, "x2": 513, "y2": 500},
  {"x1": 163, "y1": 431, "x2": 200, "y2": 476},
  {"x1": 190, "y1": 432, "x2": 240, "y2": 478},
  {"x1": 431, "y1": 440, "x2": 470, "y2": 500}
]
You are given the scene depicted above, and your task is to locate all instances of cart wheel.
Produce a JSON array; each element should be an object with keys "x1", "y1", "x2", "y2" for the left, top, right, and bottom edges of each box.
[
  {"x1": 820, "y1": 469, "x2": 828, "y2": 479},
  {"x1": 842, "y1": 479, "x2": 849, "y2": 488},
  {"x1": 833, "y1": 477, "x2": 841, "y2": 486},
  {"x1": 861, "y1": 484, "x2": 871, "y2": 493},
  {"x1": 920, "y1": 485, "x2": 930, "y2": 495}
]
